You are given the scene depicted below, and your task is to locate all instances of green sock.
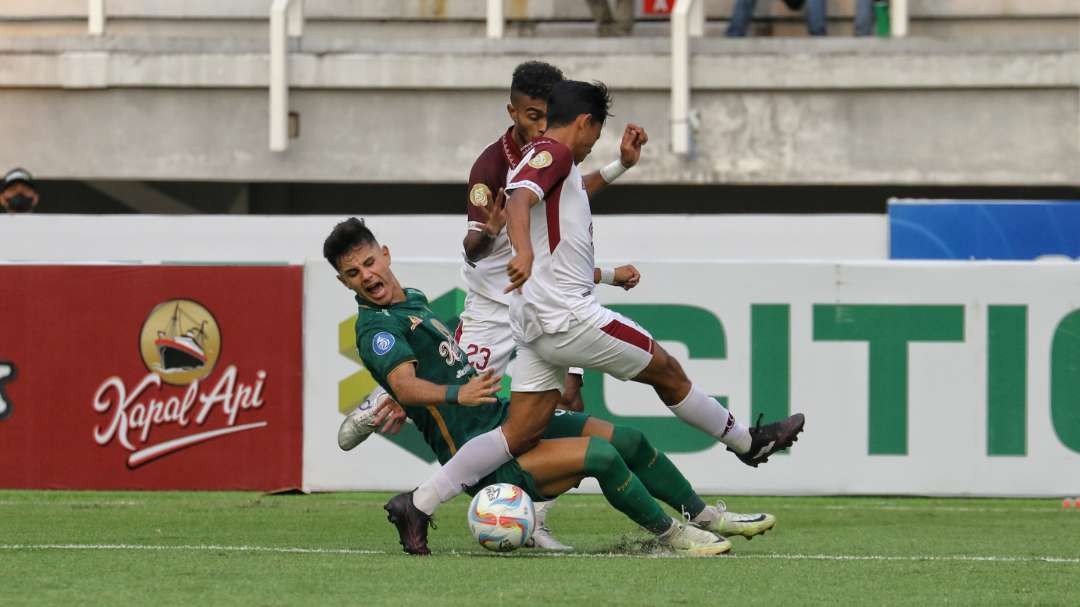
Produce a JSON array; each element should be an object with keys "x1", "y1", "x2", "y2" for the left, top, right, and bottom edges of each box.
[
  {"x1": 610, "y1": 425, "x2": 707, "y2": 520},
  {"x1": 584, "y1": 437, "x2": 672, "y2": 535}
]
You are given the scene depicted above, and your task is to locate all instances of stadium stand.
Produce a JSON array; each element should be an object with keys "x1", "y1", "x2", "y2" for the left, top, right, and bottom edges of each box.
[{"x1": 1, "y1": 1, "x2": 1079, "y2": 212}]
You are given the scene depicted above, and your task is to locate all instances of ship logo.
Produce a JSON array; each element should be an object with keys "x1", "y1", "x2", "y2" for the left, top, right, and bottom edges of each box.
[{"x1": 139, "y1": 300, "x2": 221, "y2": 386}]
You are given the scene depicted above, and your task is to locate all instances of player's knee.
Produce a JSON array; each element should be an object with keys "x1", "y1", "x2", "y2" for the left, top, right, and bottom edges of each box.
[
  {"x1": 609, "y1": 425, "x2": 644, "y2": 461},
  {"x1": 583, "y1": 437, "x2": 621, "y2": 475}
]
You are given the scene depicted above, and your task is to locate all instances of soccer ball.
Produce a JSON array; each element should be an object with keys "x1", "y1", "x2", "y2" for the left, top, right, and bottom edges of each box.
[
  {"x1": 467, "y1": 483, "x2": 536, "y2": 552},
  {"x1": 336, "y1": 388, "x2": 388, "y2": 450}
]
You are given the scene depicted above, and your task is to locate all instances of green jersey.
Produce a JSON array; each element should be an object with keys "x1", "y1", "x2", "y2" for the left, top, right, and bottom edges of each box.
[{"x1": 354, "y1": 287, "x2": 508, "y2": 465}]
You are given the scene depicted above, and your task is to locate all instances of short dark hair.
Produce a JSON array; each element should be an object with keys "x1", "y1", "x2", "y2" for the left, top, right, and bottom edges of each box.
[
  {"x1": 323, "y1": 217, "x2": 377, "y2": 270},
  {"x1": 510, "y1": 61, "x2": 564, "y2": 102},
  {"x1": 545, "y1": 80, "x2": 613, "y2": 129}
]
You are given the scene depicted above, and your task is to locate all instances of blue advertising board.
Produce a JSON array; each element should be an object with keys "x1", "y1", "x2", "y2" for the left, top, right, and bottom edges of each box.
[{"x1": 889, "y1": 199, "x2": 1080, "y2": 260}]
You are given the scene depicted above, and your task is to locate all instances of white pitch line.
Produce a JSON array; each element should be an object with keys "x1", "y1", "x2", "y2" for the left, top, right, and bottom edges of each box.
[
  {"x1": 0, "y1": 500, "x2": 144, "y2": 507},
  {"x1": 0, "y1": 544, "x2": 383, "y2": 556},
  {"x1": 739, "y1": 553, "x2": 1080, "y2": 564},
  {"x1": 1, "y1": 544, "x2": 1077, "y2": 564},
  {"x1": 820, "y1": 504, "x2": 1059, "y2": 514}
]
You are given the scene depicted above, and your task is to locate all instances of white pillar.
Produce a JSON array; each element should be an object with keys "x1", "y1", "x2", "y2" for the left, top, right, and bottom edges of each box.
[
  {"x1": 890, "y1": 0, "x2": 908, "y2": 38},
  {"x1": 88, "y1": 0, "x2": 105, "y2": 36},
  {"x1": 487, "y1": 0, "x2": 505, "y2": 39},
  {"x1": 270, "y1": 0, "x2": 290, "y2": 152}
]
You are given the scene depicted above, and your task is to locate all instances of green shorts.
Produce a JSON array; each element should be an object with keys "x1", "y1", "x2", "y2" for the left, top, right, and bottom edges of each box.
[{"x1": 469, "y1": 410, "x2": 592, "y2": 502}]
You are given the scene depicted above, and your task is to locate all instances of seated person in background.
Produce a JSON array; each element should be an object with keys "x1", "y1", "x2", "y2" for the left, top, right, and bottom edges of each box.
[
  {"x1": 1, "y1": 168, "x2": 39, "y2": 213},
  {"x1": 727, "y1": 0, "x2": 874, "y2": 37},
  {"x1": 585, "y1": 0, "x2": 634, "y2": 37}
]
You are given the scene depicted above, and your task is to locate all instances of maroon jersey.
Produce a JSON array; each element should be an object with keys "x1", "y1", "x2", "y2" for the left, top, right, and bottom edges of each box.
[
  {"x1": 462, "y1": 127, "x2": 524, "y2": 305},
  {"x1": 466, "y1": 126, "x2": 523, "y2": 223}
]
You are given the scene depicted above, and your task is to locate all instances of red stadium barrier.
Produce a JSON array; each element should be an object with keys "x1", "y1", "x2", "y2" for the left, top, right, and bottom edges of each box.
[{"x1": 0, "y1": 265, "x2": 303, "y2": 491}]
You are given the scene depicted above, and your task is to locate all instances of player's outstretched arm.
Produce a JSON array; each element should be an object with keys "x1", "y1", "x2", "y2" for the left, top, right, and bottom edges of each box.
[
  {"x1": 583, "y1": 124, "x2": 648, "y2": 199},
  {"x1": 463, "y1": 187, "x2": 507, "y2": 263},
  {"x1": 387, "y1": 362, "x2": 500, "y2": 407},
  {"x1": 505, "y1": 187, "x2": 540, "y2": 293}
]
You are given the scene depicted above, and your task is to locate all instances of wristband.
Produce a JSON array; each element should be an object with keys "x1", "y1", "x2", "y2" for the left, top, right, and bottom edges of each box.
[
  {"x1": 600, "y1": 159, "x2": 629, "y2": 184},
  {"x1": 445, "y1": 384, "x2": 461, "y2": 404},
  {"x1": 599, "y1": 267, "x2": 617, "y2": 285}
]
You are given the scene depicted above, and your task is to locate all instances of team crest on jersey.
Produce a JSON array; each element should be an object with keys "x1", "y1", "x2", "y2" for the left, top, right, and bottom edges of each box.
[
  {"x1": 408, "y1": 316, "x2": 423, "y2": 332},
  {"x1": 373, "y1": 331, "x2": 396, "y2": 356},
  {"x1": 528, "y1": 151, "x2": 553, "y2": 169},
  {"x1": 469, "y1": 183, "x2": 491, "y2": 208}
]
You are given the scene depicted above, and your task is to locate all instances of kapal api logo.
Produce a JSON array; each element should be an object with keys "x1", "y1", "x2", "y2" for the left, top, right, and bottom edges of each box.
[{"x1": 92, "y1": 299, "x2": 269, "y2": 468}]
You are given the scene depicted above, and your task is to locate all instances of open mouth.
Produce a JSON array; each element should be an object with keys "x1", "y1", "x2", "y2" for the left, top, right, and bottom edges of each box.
[{"x1": 365, "y1": 280, "x2": 386, "y2": 300}]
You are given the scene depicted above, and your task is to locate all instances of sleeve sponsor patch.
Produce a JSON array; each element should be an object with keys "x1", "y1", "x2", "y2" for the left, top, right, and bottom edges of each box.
[
  {"x1": 528, "y1": 150, "x2": 553, "y2": 169},
  {"x1": 469, "y1": 183, "x2": 491, "y2": 207},
  {"x1": 372, "y1": 331, "x2": 396, "y2": 356}
]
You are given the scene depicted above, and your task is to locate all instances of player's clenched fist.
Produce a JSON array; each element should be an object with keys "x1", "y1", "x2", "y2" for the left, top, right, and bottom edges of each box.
[
  {"x1": 457, "y1": 369, "x2": 502, "y2": 406},
  {"x1": 613, "y1": 264, "x2": 641, "y2": 290},
  {"x1": 505, "y1": 252, "x2": 534, "y2": 293},
  {"x1": 618, "y1": 124, "x2": 649, "y2": 169}
]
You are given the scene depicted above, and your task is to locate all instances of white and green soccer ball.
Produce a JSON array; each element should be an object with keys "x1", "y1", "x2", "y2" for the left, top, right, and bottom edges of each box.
[{"x1": 468, "y1": 483, "x2": 536, "y2": 552}]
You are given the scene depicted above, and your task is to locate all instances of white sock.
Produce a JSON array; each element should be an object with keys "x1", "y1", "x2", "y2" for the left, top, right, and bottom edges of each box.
[
  {"x1": 668, "y1": 384, "x2": 752, "y2": 454},
  {"x1": 412, "y1": 427, "x2": 512, "y2": 515}
]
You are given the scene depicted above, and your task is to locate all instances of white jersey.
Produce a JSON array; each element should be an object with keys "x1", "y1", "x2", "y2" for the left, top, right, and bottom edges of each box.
[{"x1": 505, "y1": 137, "x2": 608, "y2": 337}]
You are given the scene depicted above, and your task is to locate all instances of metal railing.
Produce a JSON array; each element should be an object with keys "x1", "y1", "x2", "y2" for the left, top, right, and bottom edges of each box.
[
  {"x1": 270, "y1": 0, "x2": 304, "y2": 152},
  {"x1": 670, "y1": 0, "x2": 704, "y2": 156},
  {"x1": 88, "y1": 0, "x2": 104, "y2": 36},
  {"x1": 487, "y1": 0, "x2": 504, "y2": 39},
  {"x1": 85, "y1": 0, "x2": 910, "y2": 154}
]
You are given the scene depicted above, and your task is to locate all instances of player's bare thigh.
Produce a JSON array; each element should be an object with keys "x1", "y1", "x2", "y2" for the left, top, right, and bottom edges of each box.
[
  {"x1": 515, "y1": 437, "x2": 590, "y2": 498},
  {"x1": 503, "y1": 389, "x2": 562, "y2": 456}
]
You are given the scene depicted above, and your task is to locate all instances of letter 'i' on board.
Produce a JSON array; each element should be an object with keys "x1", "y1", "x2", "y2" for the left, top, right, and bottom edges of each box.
[
  {"x1": 751, "y1": 304, "x2": 790, "y2": 429},
  {"x1": 987, "y1": 306, "x2": 1026, "y2": 456}
]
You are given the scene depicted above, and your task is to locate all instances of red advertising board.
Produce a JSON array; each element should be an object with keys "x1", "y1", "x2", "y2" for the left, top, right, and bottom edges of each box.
[{"x1": 0, "y1": 265, "x2": 303, "y2": 490}]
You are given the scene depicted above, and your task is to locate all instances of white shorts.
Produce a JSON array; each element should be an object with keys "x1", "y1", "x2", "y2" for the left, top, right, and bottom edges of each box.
[
  {"x1": 511, "y1": 307, "x2": 654, "y2": 393},
  {"x1": 456, "y1": 291, "x2": 515, "y2": 375}
]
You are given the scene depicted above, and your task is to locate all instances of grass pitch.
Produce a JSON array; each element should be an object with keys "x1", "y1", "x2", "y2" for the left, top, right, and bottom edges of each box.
[{"x1": 3, "y1": 491, "x2": 1078, "y2": 605}]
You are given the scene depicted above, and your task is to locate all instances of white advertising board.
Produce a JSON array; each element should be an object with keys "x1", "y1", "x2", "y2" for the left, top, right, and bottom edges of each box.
[
  {"x1": 0, "y1": 214, "x2": 886, "y2": 263},
  {"x1": 303, "y1": 259, "x2": 1080, "y2": 497}
]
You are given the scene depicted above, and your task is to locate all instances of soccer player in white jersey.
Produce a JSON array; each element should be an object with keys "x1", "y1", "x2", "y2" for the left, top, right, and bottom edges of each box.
[{"x1": 501, "y1": 79, "x2": 806, "y2": 475}]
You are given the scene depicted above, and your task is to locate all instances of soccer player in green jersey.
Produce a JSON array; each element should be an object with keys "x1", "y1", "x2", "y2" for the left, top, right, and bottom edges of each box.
[{"x1": 324, "y1": 217, "x2": 776, "y2": 556}]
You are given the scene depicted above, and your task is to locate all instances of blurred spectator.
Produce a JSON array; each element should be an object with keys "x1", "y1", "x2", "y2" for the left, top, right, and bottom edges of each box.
[
  {"x1": 586, "y1": 0, "x2": 634, "y2": 37},
  {"x1": 1, "y1": 168, "x2": 39, "y2": 213},
  {"x1": 727, "y1": 0, "x2": 875, "y2": 37}
]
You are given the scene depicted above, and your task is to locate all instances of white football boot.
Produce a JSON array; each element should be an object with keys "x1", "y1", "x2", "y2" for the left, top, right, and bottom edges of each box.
[
  {"x1": 337, "y1": 387, "x2": 389, "y2": 451},
  {"x1": 657, "y1": 519, "x2": 732, "y2": 556},
  {"x1": 690, "y1": 500, "x2": 776, "y2": 540},
  {"x1": 524, "y1": 500, "x2": 574, "y2": 551}
]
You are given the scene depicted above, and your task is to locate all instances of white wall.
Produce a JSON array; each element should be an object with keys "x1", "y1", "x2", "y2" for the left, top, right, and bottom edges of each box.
[{"x1": 0, "y1": 214, "x2": 887, "y2": 263}]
